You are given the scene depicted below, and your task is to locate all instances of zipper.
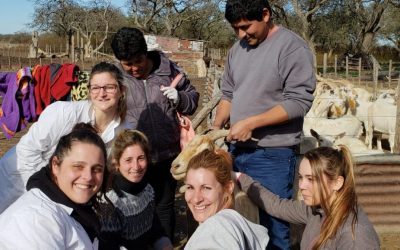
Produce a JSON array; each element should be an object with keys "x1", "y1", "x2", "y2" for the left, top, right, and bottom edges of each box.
[{"x1": 143, "y1": 79, "x2": 159, "y2": 159}]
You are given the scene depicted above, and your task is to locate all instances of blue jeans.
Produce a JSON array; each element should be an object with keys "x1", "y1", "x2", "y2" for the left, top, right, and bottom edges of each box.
[{"x1": 230, "y1": 145, "x2": 296, "y2": 250}]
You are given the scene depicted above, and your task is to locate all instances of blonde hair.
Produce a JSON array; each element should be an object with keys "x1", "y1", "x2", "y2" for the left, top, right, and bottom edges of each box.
[
  {"x1": 305, "y1": 145, "x2": 358, "y2": 250},
  {"x1": 186, "y1": 149, "x2": 234, "y2": 208}
]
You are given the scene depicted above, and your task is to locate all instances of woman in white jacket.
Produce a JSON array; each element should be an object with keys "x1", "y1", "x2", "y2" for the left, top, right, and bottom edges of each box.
[
  {"x1": 0, "y1": 123, "x2": 110, "y2": 249},
  {"x1": 0, "y1": 62, "x2": 127, "y2": 213}
]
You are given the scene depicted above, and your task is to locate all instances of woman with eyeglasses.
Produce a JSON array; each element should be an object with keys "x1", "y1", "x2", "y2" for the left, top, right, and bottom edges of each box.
[{"x1": 0, "y1": 62, "x2": 128, "y2": 213}]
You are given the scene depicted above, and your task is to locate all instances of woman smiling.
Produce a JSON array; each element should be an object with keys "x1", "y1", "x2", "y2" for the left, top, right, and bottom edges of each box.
[
  {"x1": 237, "y1": 146, "x2": 380, "y2": 250},
  {"x1": 0, "y1": 62, "x2": 128, "y2": 213},
  {"x1": 0, "y1": 124, "x2": 109, "y2": 248},
  {"x1": 98, "y1": 129, "x2": 173, "y2": 250},
  {"x1": 184, "y1": 149, "x2": 269, "y2": 250}
]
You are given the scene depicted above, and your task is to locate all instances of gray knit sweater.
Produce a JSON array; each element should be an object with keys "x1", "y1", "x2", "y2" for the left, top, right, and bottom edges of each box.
[
  {"x1": 238, "y1": 174, "x2": 380, "y2": 250},
  {"x1": 222, "y1": 26, "x2": 316, "y2": 148}
]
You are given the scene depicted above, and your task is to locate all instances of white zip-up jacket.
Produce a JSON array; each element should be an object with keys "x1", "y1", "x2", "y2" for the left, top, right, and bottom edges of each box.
[
  {"x1": 0, "y1": 188, "x2": 98, "y2": 249},
  {"x1": 0, "y1": 100, "x2": 124, "y2": 213}
]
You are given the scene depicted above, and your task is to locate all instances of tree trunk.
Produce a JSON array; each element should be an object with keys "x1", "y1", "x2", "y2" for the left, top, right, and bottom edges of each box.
[{"x1": 361, "y1": 32, "x2": 375, "y2": 54}]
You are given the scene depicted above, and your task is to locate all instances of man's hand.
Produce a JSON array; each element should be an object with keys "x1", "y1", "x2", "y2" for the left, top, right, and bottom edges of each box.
[
  {"x1": 226, "y1": 119, "x2": 253, "y2": 142},
  {"x1": 160, "y1": 86, "x2": 179, "y2": 105}
]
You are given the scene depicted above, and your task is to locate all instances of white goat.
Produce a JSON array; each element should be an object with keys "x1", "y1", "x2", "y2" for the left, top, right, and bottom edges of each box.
[
  {"x1": 310, "y1": 129, "x2": 384, "y2": 157},
  {"x1": 170, "y1": 129, "x2": 259, "y2": 224},
  {"x1": 303, "y1": 90, "x2": 346, "y2": 136},
  {"x1": 367, "y1": 92, "x2": 397, "y2": 153},
  {"x1": 309, "y1": 114, "x2": 363, "y2": 141},
  {"x1": 353, "y1": 87, "x2": 373, "y2": 102}
]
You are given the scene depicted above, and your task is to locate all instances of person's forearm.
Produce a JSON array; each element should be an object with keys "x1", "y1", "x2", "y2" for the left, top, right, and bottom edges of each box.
[
  {"x1": 245, "y1": 104, "x2": 289, "y2": 130},
  {"x1": 212, "y1": 99, "x2": 231, "y2": 129}
]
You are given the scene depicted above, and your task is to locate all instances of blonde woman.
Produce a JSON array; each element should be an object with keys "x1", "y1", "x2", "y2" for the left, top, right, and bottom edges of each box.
[
  {"x1": 184, "y1": 149, "x2": 269, "y2": 250},
  {"x1": 237, "y1": 146, "x2": 380, "y2": 249}
]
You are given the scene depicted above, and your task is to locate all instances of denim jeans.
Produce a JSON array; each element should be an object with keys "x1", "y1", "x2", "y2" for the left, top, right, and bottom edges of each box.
[
  {"x1": 147, "y1": 157, "x2": 177, "y2": 242},
  {"x1": 230, "y1": 144, "x2": 297, "y2": 250}
]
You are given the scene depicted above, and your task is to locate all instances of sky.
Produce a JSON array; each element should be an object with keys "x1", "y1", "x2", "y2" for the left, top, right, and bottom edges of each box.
[{"x1": 0, "y1": 0, "x2": 128, "y2": 35}]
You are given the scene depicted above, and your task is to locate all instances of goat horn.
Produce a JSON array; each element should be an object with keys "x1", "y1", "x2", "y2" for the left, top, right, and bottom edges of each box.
[{"x1": 207, "y1": 129, "x2": 229, "y2": 141}]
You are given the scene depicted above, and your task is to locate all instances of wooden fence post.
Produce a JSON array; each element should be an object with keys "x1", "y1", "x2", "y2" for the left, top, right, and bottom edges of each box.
[
  {"x1": 389, "y1": 60, "x2": 392, "y2": 88},
  {"x1": 393, "y1": 79, "x2": 400, "y2": 153},
  {"x1": 8, "y1": 47, "x2": 11, "y2": 70},
  {"x1": 334, "y1": 55, "x2": 337, "y2": 77},
  {"x1": 346, "y1": 56, "x2": 349, "y2": 79},
  {"x1": 71, "y1": 34, "x2": 75, "y2": 63},
  {"x1": 373, "y1": 58, "x2": 378, "y2": 100},
  {"x1": 323, "y1": 53, "x2": 327, "y2": 77},
  {"x1": 358, "y1": 57, "x2": 362, "y2": 86}
]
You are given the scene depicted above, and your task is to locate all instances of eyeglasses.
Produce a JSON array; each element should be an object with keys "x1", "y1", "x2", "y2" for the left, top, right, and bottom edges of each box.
[{"x1": 89, "y1": 84, "x2": 118, "y2": 94}]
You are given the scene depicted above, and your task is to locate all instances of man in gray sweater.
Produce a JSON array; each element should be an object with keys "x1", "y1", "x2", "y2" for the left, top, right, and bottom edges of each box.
[{"x1": 212, "y1": 0, "x2": 316, "y2": 249}]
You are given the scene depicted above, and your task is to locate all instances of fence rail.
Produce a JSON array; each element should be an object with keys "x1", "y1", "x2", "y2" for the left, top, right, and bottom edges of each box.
[
  {"x1": 0, "y1": 55, "x2": 114, "y2": 72},
  {"x1": 317, "y1": 53, "x2": 400, "y2": 90}
]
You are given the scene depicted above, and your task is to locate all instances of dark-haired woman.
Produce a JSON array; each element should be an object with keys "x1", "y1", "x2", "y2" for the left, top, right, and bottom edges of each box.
[
  {"x1": 0, "y1": 124, "x2": 109, "y2": 248},
  {"x1": 0, "y1": 62, "x2": 128, "y2": 213}
]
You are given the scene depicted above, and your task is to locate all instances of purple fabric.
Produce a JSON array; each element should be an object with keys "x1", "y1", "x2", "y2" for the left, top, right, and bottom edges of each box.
[{"x1": 0, "y1": 67, "x2": 35, "y2": 139}]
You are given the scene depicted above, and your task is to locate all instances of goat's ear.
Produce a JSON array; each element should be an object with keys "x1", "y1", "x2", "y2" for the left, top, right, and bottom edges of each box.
[
  {"x1": 310, "y1": 129, "x2": 319, "y2": 139},
  {"x1": 337, "y1": 132, "x2": 346, "y2": 139}
]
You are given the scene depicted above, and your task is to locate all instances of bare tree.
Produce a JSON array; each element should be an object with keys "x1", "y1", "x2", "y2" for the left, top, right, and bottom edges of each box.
[
  {"x1": 127, "y1": 0, "x2": 204, "y2": 36},
  {"x1": 30, "y1": 0, "x2": 125, "y2": 58},
  {"x1": 74, "y1": 0, "x2": 125, "y2": 58},
  {"x1": 378, "y1": 2, "x2": 400, "y2": 55},
  {"x1": 290, "y1": 0, "x2": 330, "y2": 58},
  {"x1": 349, "y1": 0, "x2": 392, "y2": 55}
]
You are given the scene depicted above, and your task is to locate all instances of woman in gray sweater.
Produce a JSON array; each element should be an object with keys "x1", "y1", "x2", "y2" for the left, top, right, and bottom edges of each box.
[{"x1": 237, "y1": 145, "x2": 380, "y2": 250}]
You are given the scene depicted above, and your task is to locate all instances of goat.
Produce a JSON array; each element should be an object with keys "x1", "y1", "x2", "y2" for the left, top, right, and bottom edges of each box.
[
  {"x1": 367, "y1": 92, "x2": 397, "y2": 153},
  {"x1": 310, "y1": 129, "x2": 384, "y2": 157},
  {"x1": 170, "y1": 129, "x2": 260, "y2": 224}
]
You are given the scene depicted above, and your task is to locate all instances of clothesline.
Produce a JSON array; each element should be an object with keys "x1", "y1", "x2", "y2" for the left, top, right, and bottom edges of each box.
[{"x1": 0, "y1": 63, "x2": 90, "y2": 139}]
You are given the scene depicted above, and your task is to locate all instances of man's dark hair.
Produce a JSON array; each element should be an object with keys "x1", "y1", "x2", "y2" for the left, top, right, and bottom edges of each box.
[
  {"x1": 225, "y1": 0, "x2": 272, "y2": 24},
  {"x1": 111, "y1": 27, "x2": 148, "y2": 61}
]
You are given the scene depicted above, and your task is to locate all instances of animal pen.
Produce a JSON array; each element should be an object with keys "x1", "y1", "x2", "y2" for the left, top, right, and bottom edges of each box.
[{"x1": 1, "y1": 50, "x2": 400, "y2": 248}]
